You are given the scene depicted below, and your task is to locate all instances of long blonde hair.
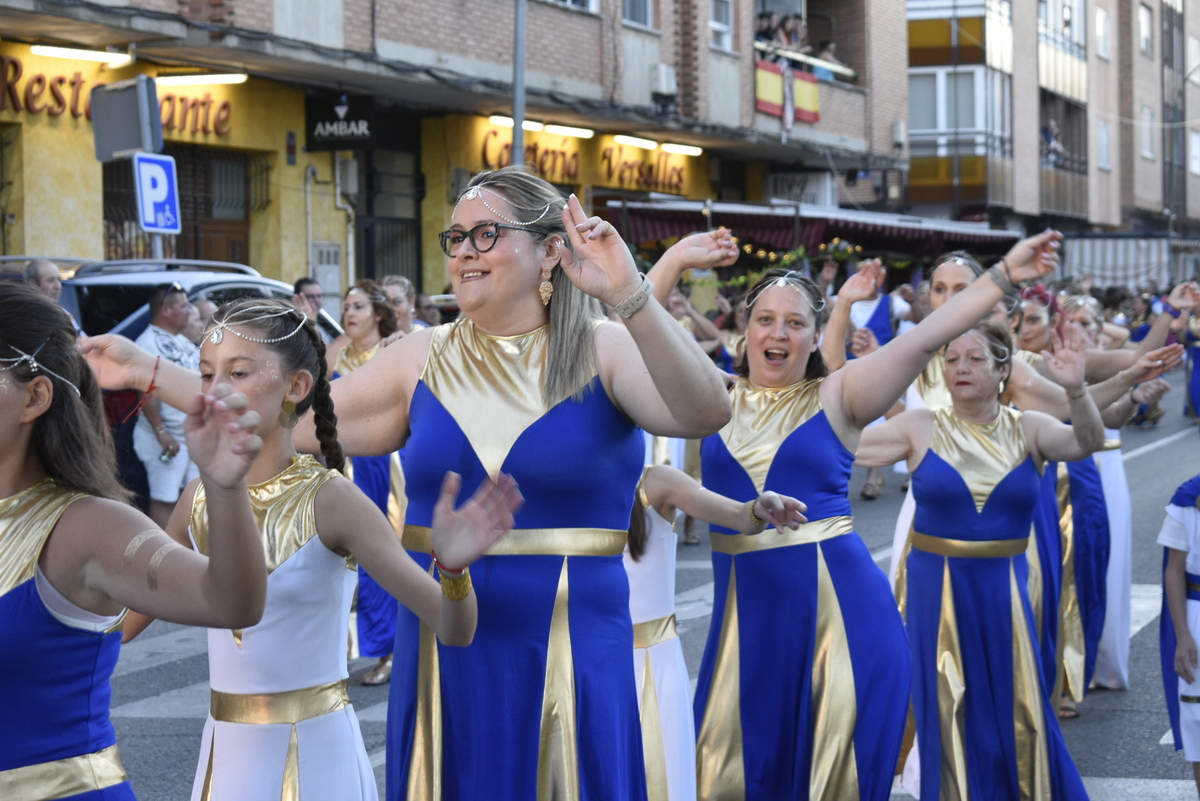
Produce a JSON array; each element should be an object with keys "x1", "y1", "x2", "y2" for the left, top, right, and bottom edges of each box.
[{"x1": 460, "y1": 167, "x2": 603, "y2": 406}]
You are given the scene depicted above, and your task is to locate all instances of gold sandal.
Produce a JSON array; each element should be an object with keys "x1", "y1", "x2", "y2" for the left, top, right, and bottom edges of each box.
[{"x1": 361, "y1": 655, "x2": 393, "y2": 686}]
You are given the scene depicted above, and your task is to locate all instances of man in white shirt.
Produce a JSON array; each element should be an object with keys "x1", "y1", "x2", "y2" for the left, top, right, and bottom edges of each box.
[
  {"x1": 25, "y1": 259, "x2": 82, "y2": 333},
  {"x1": 1160, "y1": 471, "x2": 1200, "y2": 793},
  {"x1": 133, "y1": 283, "x2": 201, "y2": 527}
]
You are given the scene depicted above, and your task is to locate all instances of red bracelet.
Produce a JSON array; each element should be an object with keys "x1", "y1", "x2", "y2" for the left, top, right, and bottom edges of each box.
[
  {"x1": 122, "y1": 355, "x2": 161, "y2": 423},
  {"x1": 430, "y1": 549, "x2": 466, "y2": 576}
]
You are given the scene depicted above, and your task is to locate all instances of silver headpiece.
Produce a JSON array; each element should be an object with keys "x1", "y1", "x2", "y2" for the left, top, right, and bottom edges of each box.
[
  {"x1": 452, "y1": 185, "x2": 553, "y2": 228},
  {"x1": 0, "y1": 341, "x2": 81, "y2": 397},
  {"x1": 207, "y1": 306, "x2": 307, "y2": 345}
]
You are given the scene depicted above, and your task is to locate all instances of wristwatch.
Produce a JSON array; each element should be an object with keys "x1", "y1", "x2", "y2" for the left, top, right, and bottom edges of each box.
[
  {"x1": 153, "y1": 424, "x2": 167, "y2": 435},
  {"x1": 614, "y1": 275, "x2": 655, "y2": 319}
]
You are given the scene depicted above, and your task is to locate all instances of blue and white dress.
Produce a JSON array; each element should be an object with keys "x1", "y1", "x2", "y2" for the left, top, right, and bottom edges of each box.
[
  {"x1": 387, "y1": 318, "x2": 648, "y2": 800},
  {"x1": 0, "y1": 480, "x2": 134, "y2": 800},
  {"x1": 695, "y1": 378, "x2": 910, "y2": 801}
]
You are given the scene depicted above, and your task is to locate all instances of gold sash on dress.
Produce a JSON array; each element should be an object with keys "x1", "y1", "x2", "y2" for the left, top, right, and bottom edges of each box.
[
  {"x1": 402, "y1": 525, "x2": 627, "y2": 557},
  {"x1": 200, "y1": 680, "x2": 350, "y2": 801},
  {"x1": 0, "y1": 745, "x2": 127, "y2": 801}
]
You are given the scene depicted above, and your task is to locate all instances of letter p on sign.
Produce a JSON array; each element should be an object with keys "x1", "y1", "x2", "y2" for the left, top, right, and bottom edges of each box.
[{"x1": 132, "y1": 153, "x2": 182, "y2": 235}]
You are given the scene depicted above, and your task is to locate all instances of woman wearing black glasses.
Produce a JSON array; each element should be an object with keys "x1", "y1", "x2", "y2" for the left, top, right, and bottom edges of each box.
[{"x1": 692, "y1": 232, "x2": 1062, "y2": 801}]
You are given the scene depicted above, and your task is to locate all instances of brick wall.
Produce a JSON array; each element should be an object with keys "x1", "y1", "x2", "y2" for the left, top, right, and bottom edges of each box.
[
  {"x1": 344, "y1": 0, "x2": 374, "y2": 52},
  {"x1": 376, "y1": 0, "x2": 603, "y2": 87},
  {"x1": 817, "y1": 83, "x2": 867, "y2": 142}
]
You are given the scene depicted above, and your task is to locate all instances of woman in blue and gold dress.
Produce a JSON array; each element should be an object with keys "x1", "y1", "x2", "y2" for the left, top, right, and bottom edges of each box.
[
  {"x1": 1, "y1": 283, "x2": 268, "y2": 799},
  {"x1": 329, "y1": 280, "x2": 404, "y2": 684},
  {"x1": 858, "y1": 321, "x2": 1101, "y2": 799},
  {"x1": 693, "y1": 230, "x2": 1063, "y2": 801},
  {"x1": 289, "y1": 167, "x2": 733, "y2": 800}
]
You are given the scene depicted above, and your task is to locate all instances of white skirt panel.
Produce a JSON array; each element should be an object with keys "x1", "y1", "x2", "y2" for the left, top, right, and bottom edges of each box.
[
  {"x1": 1093, "y1": 444, "x2": 1133, "y2": 690},
  {"x1": 189, "y1": 705, "x2": 376, "y2": 801},
  {"x1": 633, "y1": 638, "x2": 696, "y2": 801}
]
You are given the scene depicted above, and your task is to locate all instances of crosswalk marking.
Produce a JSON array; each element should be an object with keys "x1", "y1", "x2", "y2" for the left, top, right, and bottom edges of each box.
[{"x1": 111, "y1": 626, "x2": 207, "y2": 677}]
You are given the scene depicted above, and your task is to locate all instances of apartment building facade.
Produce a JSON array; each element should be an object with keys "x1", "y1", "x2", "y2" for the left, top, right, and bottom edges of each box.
[
  {"x1": 907, "y1": 0, "x2": 1200, "y2": 283},
  {"x1": 1, "y1": 0, "x2": 908, "y2": 292}
]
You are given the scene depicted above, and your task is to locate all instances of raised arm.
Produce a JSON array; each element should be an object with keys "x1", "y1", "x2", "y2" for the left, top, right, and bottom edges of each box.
[
  {"x1": 1022, "y1": 341, "x2": 1104, "y2": 463},
  {"x1": 45, "y1": 385, "x2": 267, "y2": 629},
  {"x1": 642, "y1": 464, "x2": 806, "y2": 534},
  {"x1": 647, "y1": 229, "x2": 739, "y2": 306},
  {"x1": 80, "y1": 334, "x2": 202, "y2": 413},
  {"x1": 828, "y1": 231, "x2": 1062, "y2": 431},
  {"x1": 820, "y1": 262, "x2": 880, "y2": 372},
  {"x1": 563, "y1": 196, "x2": 731, "y2": 437},
  {"x1": 316, "y1": 471, "x2": 521, "y2": 646}
]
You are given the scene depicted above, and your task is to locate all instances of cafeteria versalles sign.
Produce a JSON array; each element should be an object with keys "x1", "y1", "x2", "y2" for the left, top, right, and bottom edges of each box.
[{"x1": 305, "y1": 93, "x2": 375, "y2": 151}]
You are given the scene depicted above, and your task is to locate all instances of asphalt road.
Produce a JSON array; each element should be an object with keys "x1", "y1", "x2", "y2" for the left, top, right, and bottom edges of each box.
[{"x1": 110, "y1": 368, "x2": 1200, "y2": 800}]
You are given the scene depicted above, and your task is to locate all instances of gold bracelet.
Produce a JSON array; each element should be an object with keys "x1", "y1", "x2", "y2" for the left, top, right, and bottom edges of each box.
[
  {"x1": 439, "y1": 565, "x2": 472, "y2": 601},
  {"x1": 748, "y1": 500, "x2": 767, "y2": 527},
  {"x1": 1065, "y1": 385, "x2": 1087, "y2": 400}
]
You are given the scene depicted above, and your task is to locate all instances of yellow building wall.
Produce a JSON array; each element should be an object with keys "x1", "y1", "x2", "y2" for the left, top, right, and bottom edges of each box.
[
  {"x1": 421, "y1": 113, "x2": 712, "y2": 294},
  {"x1": 0, "y1": 42, "x2": 347, "y2": 285}
]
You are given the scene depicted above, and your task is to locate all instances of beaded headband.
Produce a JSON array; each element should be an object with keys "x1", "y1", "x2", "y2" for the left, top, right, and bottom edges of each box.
[
  {"x1": 452, "y1": 185, "x2": 554, "y2": 228},
  {"x1": 207, "y1": 306, "x2": 307, "y2": 345},
  {"x1": 747, "y1": 271, "x2": 827, "y2": 313},
  {"x1": 0, "y1": 341, "x2": 82, "y2": 397}
]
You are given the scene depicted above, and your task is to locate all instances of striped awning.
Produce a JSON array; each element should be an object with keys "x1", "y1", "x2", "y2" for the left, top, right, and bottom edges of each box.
[
  {"x1": 1060, "y1": 237, "x2": 1173, "y2": 289},
  {"x1": 605, "y1": 200, "x2": 1018, "y2": 257}
]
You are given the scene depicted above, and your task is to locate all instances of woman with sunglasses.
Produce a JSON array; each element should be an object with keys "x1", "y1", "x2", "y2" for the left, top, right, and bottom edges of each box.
[{"x1": 692, "y1": 232, "x2": 1061, "y2": 801}]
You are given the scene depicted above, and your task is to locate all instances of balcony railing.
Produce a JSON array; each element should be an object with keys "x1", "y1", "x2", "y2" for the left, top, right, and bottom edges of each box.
[{"x1": 753, "y1": 41, "x2": 859, "y2": 81}]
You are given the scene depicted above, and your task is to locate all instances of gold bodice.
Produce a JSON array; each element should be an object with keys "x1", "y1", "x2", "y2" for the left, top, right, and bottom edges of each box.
[
  {"x1": 190, "y1": 456, "x2": 340, "y2": 573},
  {"x1": 0, "y1": 480, "x2": 88, "y2": 598},
  {"x1": 423, "y1": 318, "x2": 582, "y2": 479},
  {"x1": 334, "y1": 340, "x2": 383, "y2": 376},
  {"x1": 928, "y1": 406, "x2": 1029, "y2": 512},
  {"x1": 718, "y1": 378, "x2": 824, "y2": 493}
]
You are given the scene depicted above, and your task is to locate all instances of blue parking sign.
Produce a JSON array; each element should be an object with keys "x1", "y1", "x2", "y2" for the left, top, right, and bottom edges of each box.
[{"x1": 132, "y1": 153, "x2": 182, "y2": 235}]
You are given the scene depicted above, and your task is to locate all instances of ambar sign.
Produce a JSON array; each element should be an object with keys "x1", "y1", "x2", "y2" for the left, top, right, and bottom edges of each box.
[{"x1": 0, "y1": 55, "x2": 233, "y2": 135}]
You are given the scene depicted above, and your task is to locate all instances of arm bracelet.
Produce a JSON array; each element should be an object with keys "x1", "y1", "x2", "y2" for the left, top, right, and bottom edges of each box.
[
  {"x1": 614, "y1": 274, "x2": 655, "y2": 318},
  {"x1": 748, "y1": 499, "x2": 767, "y2": 527},
  {"x1": 1065, "y1": 385, "x2": 1087, "y2": 401},
  {"x1": 437, "y1": 564, "x2": 472, "y2": 601},
  {"x1": 987, "y1": 262, "x2": 1017, "y2": 295}
]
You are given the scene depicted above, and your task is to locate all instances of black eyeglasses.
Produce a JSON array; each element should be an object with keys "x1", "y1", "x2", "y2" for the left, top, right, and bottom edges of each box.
[{"x1": 439, "y1": 222, "x2": 529, "y2": 257}]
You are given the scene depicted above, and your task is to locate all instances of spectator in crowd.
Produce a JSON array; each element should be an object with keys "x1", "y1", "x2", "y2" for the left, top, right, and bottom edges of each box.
[
  {"x1": 413, "y1": 292, "x2": 440, "y2": 327},
  {"x1": 195, "y1": 298, "x2": 219, "y2": 325},
  {"x1": 816, "y1": 40, "x2": 843, "y2": 64},
  {"x1": 780, "y1": 14, "x2": 812, "y2": 54},
  {"x1": 381, "y1": 275, "x2": 417, "y2": 336},
  {"x1": 755, "y1": 11, "x2": 780, "y2": 44},
  {"x1": 293, "y1": 277, "x2": 333, "y2": 343},
  {"x1": 132, "y1": 283, "x2": 201, "y2": 528},
  {"x1": 1041, "y1": 119, "x2": 1067, "y2": 168},
  {"x1": 181, "y1": 303, "x2": 205, "y2": 345},
  {"x1": 25, "y1": 258, "x2": 81, "y2": 332}
]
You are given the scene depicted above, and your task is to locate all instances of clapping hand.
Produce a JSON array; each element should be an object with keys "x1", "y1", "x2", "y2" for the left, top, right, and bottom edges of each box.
[
  {"x1": 850, "y1": 327, "x2": 880, "y2": 359},
  {"x1": 560, "y1": 194, "x2": 643, "y2": 308},
  {"x1": 1168, "y1": 281, "x2": 1200, "y2": 313},
  {"x1": 429, "y1": 472, "x2": 524, "y2": 572},
  {"x1": 1132, "y1": 378, "x2": 1171, "y2": 407},
  {"x1": 184, "y1": 383, "x2": 262, "y2": 490},
  {"x1": 1040, "y1": 321, "x2": 1087, "y2": 392},
  {"x1": 837, "y1": 260, "x2": 881, "y2": 306},
  {"x1": 1001, "y1": 229, "x2": 1063, "y2": 284}
]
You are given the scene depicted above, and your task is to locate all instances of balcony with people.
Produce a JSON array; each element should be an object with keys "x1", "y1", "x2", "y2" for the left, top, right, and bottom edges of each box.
[{"x1": 1039, "y1": 96, "x2": 1088, "y2": 218}]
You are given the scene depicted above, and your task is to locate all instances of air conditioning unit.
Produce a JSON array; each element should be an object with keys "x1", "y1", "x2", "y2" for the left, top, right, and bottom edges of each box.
[{"x1": 651, "y1": 63, "x2": 677, "y2": 96}]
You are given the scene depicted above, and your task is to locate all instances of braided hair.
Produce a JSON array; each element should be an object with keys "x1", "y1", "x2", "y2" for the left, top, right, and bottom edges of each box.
[{"x1": 206, "y1": 299, "x2": 345, "y2": 472}]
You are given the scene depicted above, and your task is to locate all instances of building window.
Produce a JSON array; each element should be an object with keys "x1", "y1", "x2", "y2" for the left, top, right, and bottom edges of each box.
[
  {"x1": 624, "y1": 0, "x2": 650, "y2": 26},
  {"x1": 1190, "y1": 36, "x2": 1200, "y2": 82},
  {"x1": 1141, "y1": 106, "x2": 1156, "y2": 158},
  {"x1": 1095, "y1": 7, "x2": 1109, "y2": 59},
  {"x1": 1191, "y1": 130, "x2": 1200, "y2": 174},
  {"x1": 907, "y1": 67, "x2": 983, "y2": 132},
  {"x1": 1139, "y1": 4, "x2": 1153, "y2": 54},
  {"x1": 909, "y1": 74, "x2": 938, "y2": 131},
  {"x1": 1097, "y1": 121, "x2": 1111, "y2": 170},
  {"x1": 710, "y1": 0, "x2": 732, "y2": 50}
]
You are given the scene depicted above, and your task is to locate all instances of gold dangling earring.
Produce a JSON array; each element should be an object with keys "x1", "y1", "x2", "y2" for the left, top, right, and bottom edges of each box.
[
  {"x1": 539, "y1": 268, "x2": 554, "y2": 306},
  {"x1": 279, "y1": 400, "x2": 298, "y2": 429}
]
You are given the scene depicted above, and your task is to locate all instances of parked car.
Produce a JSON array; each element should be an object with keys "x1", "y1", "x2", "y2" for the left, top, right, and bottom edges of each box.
[{"x1": 6, "y1": 256, "x2": 344, "y2": 510}]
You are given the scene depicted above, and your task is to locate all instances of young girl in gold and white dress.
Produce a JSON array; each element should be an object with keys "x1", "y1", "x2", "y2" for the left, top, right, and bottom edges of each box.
[{"x1": 120, "y1": 299, "x2": 522, "y2": 801}]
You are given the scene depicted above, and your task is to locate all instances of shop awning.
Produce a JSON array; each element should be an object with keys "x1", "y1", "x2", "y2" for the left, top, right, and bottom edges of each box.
[
  {"x1": 1059, "y1": 235, "x2": 1200, "y2": 289},
  {"x1": 605, "y1": 199, "x2": 1019, "y2": 257}
]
